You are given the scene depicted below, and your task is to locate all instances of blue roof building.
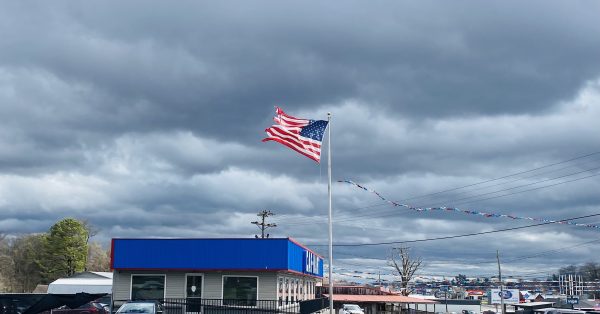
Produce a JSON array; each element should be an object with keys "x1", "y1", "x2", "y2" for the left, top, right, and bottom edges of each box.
[{"x1": 111, "y1": 238, "x2": 323, "y2": 307}]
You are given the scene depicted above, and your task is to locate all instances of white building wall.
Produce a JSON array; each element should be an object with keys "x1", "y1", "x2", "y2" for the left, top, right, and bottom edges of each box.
[{"x1": 113, "y1": 270, "x2": 314, "y2": 301}]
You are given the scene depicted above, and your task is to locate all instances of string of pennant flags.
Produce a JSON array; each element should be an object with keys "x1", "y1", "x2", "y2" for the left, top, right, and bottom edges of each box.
[{"x1": 339, "y1": 180, "x2": 600, "y2": 230}]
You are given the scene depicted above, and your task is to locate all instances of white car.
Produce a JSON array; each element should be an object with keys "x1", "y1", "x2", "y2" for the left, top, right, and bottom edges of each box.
[{"x1": 341, "y1": 304, "x2": 365, "y2": 314}]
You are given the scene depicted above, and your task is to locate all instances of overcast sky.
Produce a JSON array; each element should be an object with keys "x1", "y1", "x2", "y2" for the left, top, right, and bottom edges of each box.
[{"x1": 1, "y1": 1, "x2": 600, "y2": 281}]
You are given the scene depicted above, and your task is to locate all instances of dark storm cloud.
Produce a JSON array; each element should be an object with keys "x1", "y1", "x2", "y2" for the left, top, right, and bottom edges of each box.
[
  {"x1": 1, "y1": 1, "x2": 600, "y2": 276},
  {"x1": 3, "y1": 1, "x2": 600, "y2": 144}
]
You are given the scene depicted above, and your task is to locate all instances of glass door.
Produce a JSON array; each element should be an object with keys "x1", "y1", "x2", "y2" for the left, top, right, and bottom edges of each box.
[{"x1": 186, "y1": 275, "x2": 203, "y2": 313}]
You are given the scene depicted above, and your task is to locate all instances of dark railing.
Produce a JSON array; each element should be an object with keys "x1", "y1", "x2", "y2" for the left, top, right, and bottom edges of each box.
[
  {"x1": 298, "y1": 298, "x2": 328, "y2": 314},
  {"x1": 112, "y1": 298, "x2": 329, "y2": 314}
]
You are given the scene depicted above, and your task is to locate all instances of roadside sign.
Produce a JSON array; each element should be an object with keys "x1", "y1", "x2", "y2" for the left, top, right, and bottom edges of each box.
[
  {"x1": 490, "y1": 289, "x2": 519, "y2": 304},
  {"x1": 566, "y1": 297, "x2": 580, "y2": 305}
]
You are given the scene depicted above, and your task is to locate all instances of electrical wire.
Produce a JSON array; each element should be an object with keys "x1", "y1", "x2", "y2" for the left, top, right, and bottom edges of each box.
[
  {"x1": 278, "y1": 168, "x2": 600, "y2": 226},
  {"x1": 274, "y1": 151, "x2": 600, "y2": 225},
  {"x1": 394, "y1": 151, "x2": 600, "y2": 203},
  {"x1": 417, "y1": 165, "x2": 600, "y2": 208},
  {"x1": 307, "y1": 212, "x2": 600, "y2": 247}
]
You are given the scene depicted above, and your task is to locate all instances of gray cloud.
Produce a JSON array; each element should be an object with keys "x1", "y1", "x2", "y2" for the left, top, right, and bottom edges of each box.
[{"x1": 1, "y1": 1, "x2": 600, "y2": 277}]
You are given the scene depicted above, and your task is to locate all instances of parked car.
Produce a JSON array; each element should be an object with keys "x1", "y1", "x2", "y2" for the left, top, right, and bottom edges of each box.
[
  {"x1": 52, "y1": 302, "x2": 109, "y2": 314},
  {"x1": 534, "y1": 308, "x2": 586, "y2": 314},
  {"x1": 340, "y1": 304, "x2": 364, "y2": 314},
  {"x1": 116, "y1": 301, "x2": 164, "y2": 314}
]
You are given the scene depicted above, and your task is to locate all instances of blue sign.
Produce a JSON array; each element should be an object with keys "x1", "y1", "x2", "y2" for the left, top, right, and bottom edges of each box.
[
  {"x1": 304, "y1": 251, "x2": 322, "y2": 276},
  {"x1": 566, "y1": 297, "x2": 579, "y2": 305},
  {"x1": 500, "y1": 290, "x2": 513, "y2": 299}
]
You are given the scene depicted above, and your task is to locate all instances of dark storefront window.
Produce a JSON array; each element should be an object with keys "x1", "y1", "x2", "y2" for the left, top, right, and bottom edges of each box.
[
  {"x1": 131, "y1": 275, "x2": 165, "y2": 300},
  {"x1": 222, "y1": 276, "x2": 257, "y2": 306}
]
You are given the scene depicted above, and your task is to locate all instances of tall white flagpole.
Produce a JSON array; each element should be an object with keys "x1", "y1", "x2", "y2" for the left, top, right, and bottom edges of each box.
[{"x1": 327, "y1": 112, "x2": 334, "y2": 314}]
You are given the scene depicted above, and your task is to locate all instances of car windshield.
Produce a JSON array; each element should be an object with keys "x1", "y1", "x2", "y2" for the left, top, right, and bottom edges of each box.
[
  {"x1": 345, "y1": 305, "x2": 361, "y2": 310},
  {"x1": 117, "y1": 303, "x2": 155, "y2": 313}
]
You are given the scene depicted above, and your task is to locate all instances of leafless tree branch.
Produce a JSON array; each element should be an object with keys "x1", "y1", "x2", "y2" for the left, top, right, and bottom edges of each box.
[{"x1": 388, "y1": 246, "x2": 422, "y2": 296}]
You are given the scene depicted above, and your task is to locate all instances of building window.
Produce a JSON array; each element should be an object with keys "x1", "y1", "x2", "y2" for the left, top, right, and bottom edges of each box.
[
  {"x1": 222, "y1": 276, "x2": 258, "y2": 306},
  {"x1": 278, "y1": 277, "x2": 283, "y2": 306},
  {"x1": 285, "y1": 278, "x2": 289, "y2": 304},
  {"x1": 291, "y1": 279, "x2": 295, "y2": 303},
  {"x1": 131, "y1": 275, "x2": 165, "y2": 300}
]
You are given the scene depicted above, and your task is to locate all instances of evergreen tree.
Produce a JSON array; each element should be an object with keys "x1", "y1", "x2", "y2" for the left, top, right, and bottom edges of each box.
[{"x1": 40, "y1": 218, "x2": 89, "y2": 282}]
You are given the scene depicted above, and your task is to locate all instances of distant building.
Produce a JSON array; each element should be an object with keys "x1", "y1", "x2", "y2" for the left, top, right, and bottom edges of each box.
[
  {"x1": 47, "y1": 271, "x2": 113, "y2": 294},
  {"x1": 520, "y1": 291, "x2": 545, "y2": 303},
  {"x1": 317, "y1": 285, "x2": 394, "y2": 296},
  {"x1": 317, "y1": 284, "x2": 436, "y2": 314},
  {"x1": 466, "y1": 290, "x2": 485, "y2": 300}
]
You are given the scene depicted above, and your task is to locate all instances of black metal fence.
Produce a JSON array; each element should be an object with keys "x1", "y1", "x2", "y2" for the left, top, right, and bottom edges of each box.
[
  {"x1": 298, "y1": 298, "x2": 328, "y2": 314},
  {"x1": 112, "y1": 298, "x2": 329, "y2": 314}
]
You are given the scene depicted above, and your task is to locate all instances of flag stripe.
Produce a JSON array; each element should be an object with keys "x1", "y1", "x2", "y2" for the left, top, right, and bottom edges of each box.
[
  {"x1": 275, "y1": 106, "x2": 310, "y2": 126},
  {"x1": 264, "y1": 127, "x2": 322, "y2": 157},
  {"x1": 273, "y1": 117, "x2": 304, "y2": 131},
  {"x1": 274, "y1": 115, "x2": 308, "y2": 128},
  {"x1": 267, "y1": 125, "x2": 322, "y2": 149},
  {"x1": 263, "y1": 107, "x2": 327, "y2": 163},
  {"x1": 262, "y1": 137, "x2": 320, "y2": 162}
]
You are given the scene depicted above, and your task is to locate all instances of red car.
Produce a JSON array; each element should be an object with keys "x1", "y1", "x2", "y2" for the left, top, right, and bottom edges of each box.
[{"x1": 52, "y1": 302, "x2": 109, "y2": 314}]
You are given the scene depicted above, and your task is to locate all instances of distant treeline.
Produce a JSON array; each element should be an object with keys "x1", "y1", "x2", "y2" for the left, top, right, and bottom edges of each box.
[
  {"x1": 552, "y1": 263, "x2": 600, "y2": 281},
  {"x1": 0, "y1": 218, "x2": 110, "y2": 292}
]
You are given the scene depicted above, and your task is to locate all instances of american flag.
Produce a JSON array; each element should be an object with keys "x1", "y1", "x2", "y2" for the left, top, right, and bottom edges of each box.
[{"x1": 262, "y1": 107, "x2": 328, "y2": 163}]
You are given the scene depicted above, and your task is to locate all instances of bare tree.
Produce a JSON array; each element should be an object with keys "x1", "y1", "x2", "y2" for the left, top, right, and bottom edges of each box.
[
  {"x1": 388, "y1": 246, "x2": 422, "y2": 296},
  {"x1": 86, "y1": 242, "x2": 111, "y2": 272},
  {"x1": 0, "y1": 234, "x2": 45, "y2": 292},
  {"x1": 80, "y1": 219, "x2": 100, "y2": 271},
  {"x1": 80, "y1": 219, "x2": 99, "y2": 244}
]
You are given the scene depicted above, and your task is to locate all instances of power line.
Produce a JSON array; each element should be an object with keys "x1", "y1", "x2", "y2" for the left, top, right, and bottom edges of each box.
[
  {"x1": 431, "y1": 157, "x2": 600, "y2": 199},
  {"x1": 330, "y1": 236, "x2": 600, "y2": 266},
  {"x1": 314, "y1": 237, "x2": 600, "y2": 282},
  {"x1": 395, "y1": 151, "x2": 600, "y2": 202},
  {"x1": 278, "y1": 167, "x2": 600, "y2": 227},
  {"x1": 450, "y1": 172, "x2": 600, "y2": 207},
  {"x1": 502, "y1": 238, "x2": 600, "y2": 263},
  {"x1": 417, "y1": 165, "x2": 600, "y2": 208},
  {"x1": 282, "y1": 151, "x2": 600, "y2": 223},
  {"x1": 307, "y1": 212, "x2": 600, "y2": 247},
  {"x1": 325, "y1": 170, "x2": 600, "y2": 225}
]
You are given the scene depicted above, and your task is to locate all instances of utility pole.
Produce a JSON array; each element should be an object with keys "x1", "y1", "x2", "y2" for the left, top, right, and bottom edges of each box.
[
  {"x1": 497, "y1": 250, "x2": 505, "y2": 314},
  {"x1": 251, "y1": 210, "x2": 277, "y2": 238},
  {"x1": 445, "y1": 289, "x2": 448, "y2": 313}
]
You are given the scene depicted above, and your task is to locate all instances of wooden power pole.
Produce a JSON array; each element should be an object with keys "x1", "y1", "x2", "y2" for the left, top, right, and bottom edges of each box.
[{"x1": 251, "y1": 210, "x2": 277, "y2": 238}]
